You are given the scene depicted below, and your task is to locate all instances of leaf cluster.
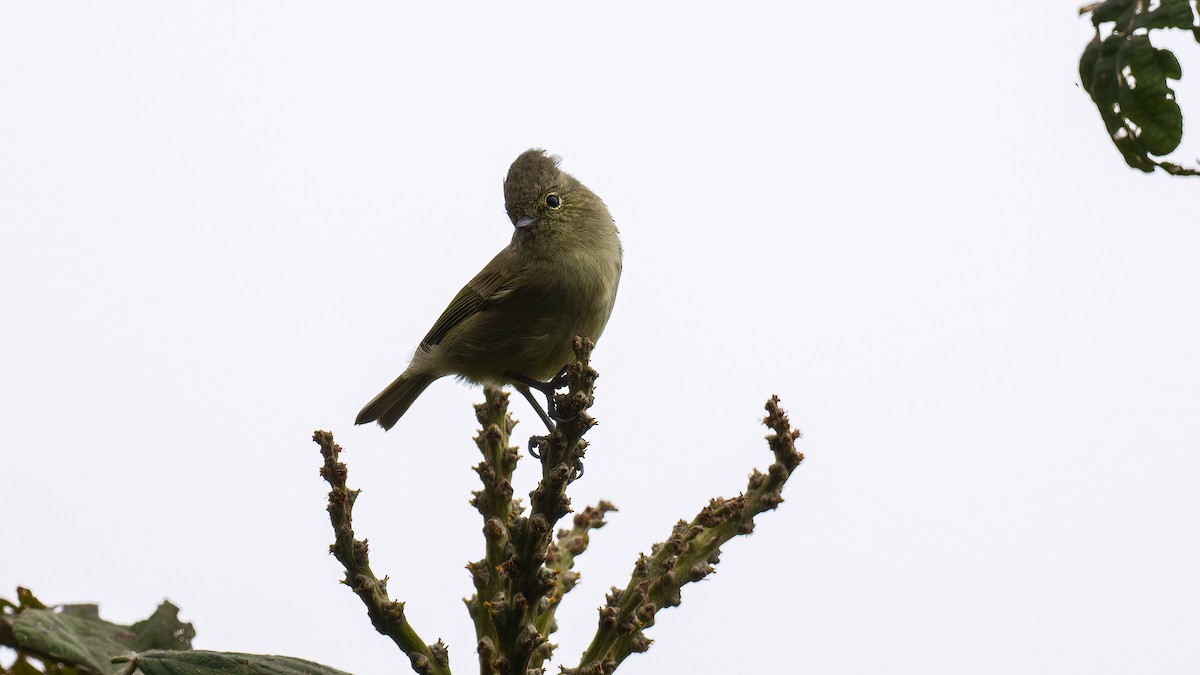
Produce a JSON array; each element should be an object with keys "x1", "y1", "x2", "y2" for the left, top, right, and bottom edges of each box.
[
  {"x1": 1079, "y1": 0, "x2": 1200, "y2": 175},
  {"x1": 0, "y1": 588, "x2": 347, "y2": 675}
]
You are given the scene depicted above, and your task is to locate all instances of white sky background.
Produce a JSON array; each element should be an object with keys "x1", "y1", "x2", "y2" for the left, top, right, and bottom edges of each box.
[{"x1": 3, "y1": 3, "x2": 1199, "y2": 674}]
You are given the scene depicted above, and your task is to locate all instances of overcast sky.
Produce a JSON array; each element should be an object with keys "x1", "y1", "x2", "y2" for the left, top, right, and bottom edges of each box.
[{"x1": 4, "y1": 3, "x2": 1199, "y2": 674}]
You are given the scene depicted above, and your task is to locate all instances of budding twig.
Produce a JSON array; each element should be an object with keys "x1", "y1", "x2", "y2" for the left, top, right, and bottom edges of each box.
[
  {"x1": 314, "y1": 430, "x2": 451, "y2": 675},
  {"x1": 567, "y1": 396, "x2": 805, "y2": 674},
  {"x1": 318, "y1": 343, "x2": 801, "y2": 675},
  {"x1": 465, "y1": 337, "x2": 607, "y2": 675},
  {"x1": 528, "y1": 500, "x2": 617, "y2": 673}
]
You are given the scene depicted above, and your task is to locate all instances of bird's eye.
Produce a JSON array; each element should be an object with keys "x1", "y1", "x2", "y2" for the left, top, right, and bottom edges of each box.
[{"x1": 545, "y1": 194, "x2": 562, "y2": 209}]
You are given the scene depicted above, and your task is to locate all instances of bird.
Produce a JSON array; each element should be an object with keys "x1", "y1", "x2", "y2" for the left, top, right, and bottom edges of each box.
[{"x1": 355, "y1": 149, "x2": 622, "y2": 432}]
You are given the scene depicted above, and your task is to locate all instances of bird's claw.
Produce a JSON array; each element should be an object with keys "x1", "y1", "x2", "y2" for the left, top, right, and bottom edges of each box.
[
  {"x1": 548, "y1": 400, "x2": 578, "y2": 424},
  {"x1": 548, "y1": 366, "x2": 571, "y2": 390}
]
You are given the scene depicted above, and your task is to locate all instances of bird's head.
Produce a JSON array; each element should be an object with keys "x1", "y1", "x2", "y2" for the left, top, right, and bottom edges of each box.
[{"x1": 503, "y1": 149, "x2": 606, "y2": 238}]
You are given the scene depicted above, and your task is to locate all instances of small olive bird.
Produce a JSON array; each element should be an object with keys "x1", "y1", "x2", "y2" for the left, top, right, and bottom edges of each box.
[{"x1": 355, "y1": 149, "x2": 622, "y2": 431}]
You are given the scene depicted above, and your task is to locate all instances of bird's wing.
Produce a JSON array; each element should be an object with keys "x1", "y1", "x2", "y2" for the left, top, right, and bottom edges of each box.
[{"x1": 418, "y1": 257, "x2": 516, "y2": 350}]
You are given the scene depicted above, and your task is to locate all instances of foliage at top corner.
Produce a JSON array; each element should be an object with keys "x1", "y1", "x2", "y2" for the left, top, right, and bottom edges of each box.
[{"x1": 1079, "y1": 0, "x2": 1200, "y2": 175}]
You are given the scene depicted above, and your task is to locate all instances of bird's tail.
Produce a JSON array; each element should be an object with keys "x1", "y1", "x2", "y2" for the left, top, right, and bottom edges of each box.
[{"x1": 355, "y1": 371, "x2": 438, "y2": 430}]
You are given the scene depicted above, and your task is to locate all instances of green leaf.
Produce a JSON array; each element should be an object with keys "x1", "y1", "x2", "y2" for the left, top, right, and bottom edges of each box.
[
  {"x1": 2, "y1": 593, "x2": 349, "y2": 675},
  {"x1": 1080, "y1": 36, "x2": 1103, "y2": 96},
  {"x1": 12, "y1": 608, "x2": 124, "y2": 673},
  {"x1": 10, "y1": 601, "x2": 193, "y2": 673},
  {"x1": 1089, "y1": 0, "x2": 1195, "y2": 30},
  {"x1": 1118, "y1": 35, "x2": 1184, "y2": 155},
  {"x1": 16, "y1": 589, "x2": 49, "y2": 611},
  {"x1": 1082, "y1": 35, "x2": 1155, "y2": 172},
  {"x1": 1155, "y1": 161, "x2": 1200, "y2": 175},
  {"x1": 1133, "y1": 0, "x2": 1195, "y2": 30},
  {"x1": 129, "y1": 650, "x2": 352, "y2": 675},
  {"x1": 127, "y1": 602, "x2": 196, "y2": 652},
  {"x1": 1156, "y1": 46, "x2": 1183, "y2": 80},
  {"x1": 1077, "y1": 1, "x2": 1195, "y2": 174},
  {"x1": 1092, "y1": 0, "x2": 1135, "y2": 25}
]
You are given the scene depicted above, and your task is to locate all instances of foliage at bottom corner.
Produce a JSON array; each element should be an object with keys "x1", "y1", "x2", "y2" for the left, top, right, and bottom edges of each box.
[{"x1": 0, "y1": 588, "x2": 348, "y2": 675}]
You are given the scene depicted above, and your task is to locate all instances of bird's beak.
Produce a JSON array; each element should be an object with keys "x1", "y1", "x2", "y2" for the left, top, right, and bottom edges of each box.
[{"x1": 514, "y1": 216, "x2": 538, "y2": 230}]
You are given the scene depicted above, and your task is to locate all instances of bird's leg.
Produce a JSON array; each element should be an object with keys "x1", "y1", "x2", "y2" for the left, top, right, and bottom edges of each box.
[
  {"x1": 513, "y1": 367, "x2": 586, "y2": 480},
  {"x1": 547, "y1": 365, "x2": 571, "y2": 390},
  {"x1": 512, "y1": 372, "x2": 577, "y2": 425},
  {"x1": 514, "y1": 382, "x2": 557, "y2": 434}
]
